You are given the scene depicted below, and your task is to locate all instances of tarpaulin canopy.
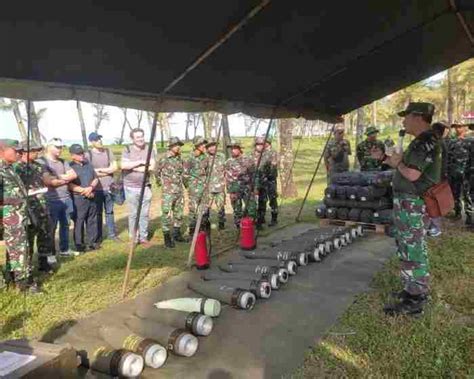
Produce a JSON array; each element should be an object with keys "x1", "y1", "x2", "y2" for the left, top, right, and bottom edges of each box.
[{"x1": 0, "y1": 0, "x2": 472, "y2": 122}]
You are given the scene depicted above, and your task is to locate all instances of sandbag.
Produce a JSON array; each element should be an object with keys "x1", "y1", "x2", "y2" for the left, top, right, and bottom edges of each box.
[
  {"x1": 326, "y1": 207, "x2": 338, "y2": 219},
  {"x1": 336, "y1": 207, "x2": 350, "y2": 220},
  {"x1": 335, "y1": 185, "x2": 348, "y2": 199},
  {"x1": 356, "y1": 185, "x2": 387, "y2": 201},
  {"x1": 315, "y1": 204, "x2": 327, "y2": 218},
  {"x1": 345, "y1": 185, "x2": 360, "y2": 200},
  {"x1": 324, "y1": 185, "x2": 337, "y2": 200},
  {"x1": 325, "y1": 197, "x2": 392, "y2": 211},
  {"x1": 360, "y1": 209, "x2": 374, "y2": 223},
  {"x1": 372, "y1": 209, "x2": 393, "y2": 224},
  {"x1": 348, "y1": 208, "x2": 362, "y2": 221}
]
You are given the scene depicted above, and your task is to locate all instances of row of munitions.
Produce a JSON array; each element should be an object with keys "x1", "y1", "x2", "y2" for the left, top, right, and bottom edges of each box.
[{"x1": 77, "y1": 226, "x2": 365, "y2": 377}]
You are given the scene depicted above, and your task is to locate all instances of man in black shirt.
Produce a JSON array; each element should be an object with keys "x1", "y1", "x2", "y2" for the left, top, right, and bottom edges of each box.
[{"x1": 68, "y1": 144, "x2": 99, "y2": 252}]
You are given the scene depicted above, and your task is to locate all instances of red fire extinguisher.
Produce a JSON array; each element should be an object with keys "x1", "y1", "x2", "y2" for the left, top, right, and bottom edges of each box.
[
  {"x1": 194, "y1": 230, "x2": 210, "y2": 270},
  {"x1": 240, "y1": 216, "x2": 256, "y2": 250}
]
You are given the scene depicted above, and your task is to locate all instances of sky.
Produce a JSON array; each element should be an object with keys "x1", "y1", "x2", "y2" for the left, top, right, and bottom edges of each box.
[{"x1": 0, "y1": 101, "x2": 250, "y2": 144}]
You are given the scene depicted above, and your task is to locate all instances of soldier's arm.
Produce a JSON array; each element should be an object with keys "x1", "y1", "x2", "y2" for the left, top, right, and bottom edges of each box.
[{"x1": 59, "y1": 162, "x2": 78, "y2": 182}]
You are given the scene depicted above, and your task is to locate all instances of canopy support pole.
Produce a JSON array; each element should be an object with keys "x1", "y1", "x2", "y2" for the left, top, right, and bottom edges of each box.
[
  {"x1": 295, "y1": 124, "x2": 335, "y2": 222},
  {"x1": 449, "y1": 0, "x2": 474, "y2": 47}
]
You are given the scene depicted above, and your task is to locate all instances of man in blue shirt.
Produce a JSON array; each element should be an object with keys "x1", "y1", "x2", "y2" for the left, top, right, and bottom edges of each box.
[{"x1": 68, "y1": 144, "x2": 99, "y2": 252}]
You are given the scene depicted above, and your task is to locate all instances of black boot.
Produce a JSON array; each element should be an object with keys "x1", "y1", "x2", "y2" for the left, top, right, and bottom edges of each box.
[
  {"x1": 384, "y1": 292, "x2": 427, "y2": 316},
  {"x1": 173, "y1": 227, "x2": 188, "y2": 242},
  {"x1": 164, "y1": 232, "x2": 175, "y2": 248},
  {"x1": 268, "y1": 213, "x2": 278, "y2": 227},
  {"x1": 38, "y1": 256, "x2": 55, "y2": 274},
  {"x1": 218, "y1": 221, "x2": 225, "y2": 230}
]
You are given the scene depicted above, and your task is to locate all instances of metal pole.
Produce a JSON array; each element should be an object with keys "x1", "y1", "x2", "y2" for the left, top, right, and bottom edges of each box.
[
  {"x1": 295, "y1": 124, "x2": 335, "y2": 222},
  {"x1": 186, "y1": 118, "x2": 223, "y2": 268},
  {"x1": 121, "y1": 112, "x2": 158, "y2": 298}
]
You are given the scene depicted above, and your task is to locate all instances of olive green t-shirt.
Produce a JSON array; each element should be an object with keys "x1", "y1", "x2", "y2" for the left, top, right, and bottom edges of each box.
[{"x1": 392, "y1": 130, "x2": 441, "y2": 195}]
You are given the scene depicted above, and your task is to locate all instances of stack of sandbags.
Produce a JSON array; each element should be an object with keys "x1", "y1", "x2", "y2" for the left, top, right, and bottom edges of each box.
[{"x1": 316, "y1": 171, "x2": 394, "y2": 224}]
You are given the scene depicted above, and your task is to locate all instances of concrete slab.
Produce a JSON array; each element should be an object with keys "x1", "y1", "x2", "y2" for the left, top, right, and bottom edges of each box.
[{"x1": 51, "y1": 224, "x2": 395, "y2": 379}]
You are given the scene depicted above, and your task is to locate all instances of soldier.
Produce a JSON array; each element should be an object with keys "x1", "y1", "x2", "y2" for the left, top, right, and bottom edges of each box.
[
  {"x1": 264, "y1": 138, "x2": 279, "y2": 226},
  {"x1": 253, "y1": 136, "x2": 267, "y2": 230},
  {"x1": 356, "y1": 126, "x2": 386, "y2": 171},
  {"x1": 0, "y1": 139, "x2": 38, "y2": 292},
  {"x1": 379, "y1": 102, "x2": 440, "y2": 316},
  {"x1": 446, "y1": 122, "x2": 472, "y2": 224},
  {"x1": 184, "y1": 136, "x2": 209, "y2": 236},
  {"x1": 14, "y1": 141, "x2": 57, "y2": 273},
  {"x1": 324, "y1": 126, "x2": 351, "y2": 183},
  {"x1": 225, "y1": 140, "x2": 255, "y2": 228},
  {"x1": 206, "y1": 138, "x2": 226, "y2": 230},
  {"x1": 156, "y1": 137, "x2": 186, "y2": 248}
]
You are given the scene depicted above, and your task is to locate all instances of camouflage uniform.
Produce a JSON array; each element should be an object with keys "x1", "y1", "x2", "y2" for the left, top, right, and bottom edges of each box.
[
  {"x1": 14, "y1": 160, "x2": 55, "y2": 264},
  {"x1": 0, "y1": 143, "x2": 30, "y2": 283},
  {"x1": 446, "y1": 136, "x2": 472, "y2": 219},
  {"x1": 225, "y1": 141, "x2": 256, "y2": 227},
  {"x1": 184, "y1": 139, "x2": 209, "y2": 230},
  {"x1": 356, "y1": 139, "x2": 386, "y2": 171},
  {"x1": 206, "y1": 143, "x2": 226, "y2": 229},
  {"x1": 465, "y1": 137, "x2": 474, "y2": 226},
  {"x1": 156, "y1": 151, "x2": 185, "y2": 233},
  {"x1": 324, "y1": 136, "x2": 351, "y2": 183},
  {"x1": 392, "y1": 129, "x2": 441, "y2": 297}
]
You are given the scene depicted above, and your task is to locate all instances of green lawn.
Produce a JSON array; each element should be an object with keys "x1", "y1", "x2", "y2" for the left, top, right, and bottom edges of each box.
[{"x1": 1, "y1": 134, "x2": 472, "y2": 377}]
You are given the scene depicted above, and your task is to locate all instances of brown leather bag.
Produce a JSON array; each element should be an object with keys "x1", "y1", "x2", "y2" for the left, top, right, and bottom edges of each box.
[{"x1": 423, "y1": 180, "x2": 454, "y2": 217}]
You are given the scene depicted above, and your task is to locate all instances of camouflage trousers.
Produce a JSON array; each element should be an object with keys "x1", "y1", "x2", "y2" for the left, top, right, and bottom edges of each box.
[
  {"x1": 393, "y1": 195, "x2": 430, "y2": 296},
  {"x1": 161, "y1": 192, "x2": 184, "y2": 232},
  {"x1": 207, "y1": 192, "x2": 226, "y2": 226},
  {"x1": 3, "y1": 205, "x2": 30, "y2": 282},
  {"x1": 257, "y1": 179, "x2": 278, "y2": 222},
  {"x1": 188, "y1": 185, "x2": 205, "y2": 227},
  {"x1": 28, "y1": 199, "x2": 55, "y2": 258},
  {"x1": 229, "y1": 186, "x2": 257, "y2": 227},
  {"x1": 448, "y1": 175, "x2": 472, "y2": 216}
]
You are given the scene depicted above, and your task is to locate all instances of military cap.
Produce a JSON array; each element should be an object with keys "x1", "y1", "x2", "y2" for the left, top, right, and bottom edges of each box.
[
  {"x1": 397, "y1": 102, "x2": 435, "y2": 117},
  {"x1": 227, "y1": 139, "x2": 242, "y2": 148},
  {"x1": 254, "y1": 136, "x2": 265, "y2": 145},
  {"x1": 168, "y1": 136, "x2": 184, "y2": 148},
  {"x1": 69, "y1": 144, "x2": 85, "y2": 155},
  {"x1": 18, "y1": 140, "x2": 43, "y2": 151},
  {"x1": 365, "y1": 126, "x2": 380, "y2": 136},
  {"x1": 0, "y1": 139, "x2": 20, "y2": 149},
  {"x1": 451, "y1": 120, "x2": 468, "y2": 128},
  {"x1": 334, "y1": 126, "x2": 345, "y2": 134},
  {"x1": 205, "y1": 138, "x2": 218, "y2": 147},
  {"x1": 193, "y1": 136, "x2": 208, "y2": 147}
]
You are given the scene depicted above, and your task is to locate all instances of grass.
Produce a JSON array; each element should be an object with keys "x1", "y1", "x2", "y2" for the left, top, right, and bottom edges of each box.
[
  {"x1": 1, "y1": 134, "x2": 472, "y2": 377},
  {"x1": 293, "y1": 222, "x2": 474, "y2": 377}
]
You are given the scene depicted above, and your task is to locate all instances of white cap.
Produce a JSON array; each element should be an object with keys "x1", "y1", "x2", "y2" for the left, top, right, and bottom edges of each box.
[
  {"x1": 144, "y1": 344, "x2": 167, "y2": 369},
  {"x1": 119, "y1": 352, "x2": 144, "y2": 378}
]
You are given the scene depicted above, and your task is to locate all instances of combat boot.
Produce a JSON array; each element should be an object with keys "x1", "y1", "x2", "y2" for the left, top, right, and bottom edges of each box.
[
  {"x1": 163, "y1": 232, "x2": 175, "y2": 248},
  {"x1": 384, "y1": 292, "x2": 427, "y2": 316},
  {"x1": 268, "y1": 213, "x2": 278, "y2": 227},
  {"x1": 173, "y1": 227, "x2": 188, "y2": 242},
  {"x1": 38, "y1": 256, "x2": 55, "y2": 274}
]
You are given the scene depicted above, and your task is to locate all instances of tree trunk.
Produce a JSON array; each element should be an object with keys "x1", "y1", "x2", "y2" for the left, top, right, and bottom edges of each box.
[
  {"x1": 28, "y1": 102, "x2": 43, "y2": 145},
  {"x1": 354, "y1": 107, "x2": 365, "y2": 169},
  {"x1": 447, "y1": 68, "x2": 454, "y2": 125},
  {"x1": 222, "y1": 114, "x2": 232, "y2": 159},
  {"x1": 279, "y1": 119, "x2": 298, "y2": 198},
  {"x1": 372, "y1": 101, "x2": 377, "y2": 126},
  {"x1": 202, "y1": 112, "x2": 214, "y2": 139},
  {"x1": 76, "y1": 100, "x2": 89, "y2": 149},
  {"x1": 119, "y1": 109, "x2": 128, "y2": 145},
  {"x1": 11, "y1": 101, "x2": 27, "y2": 141},
  {"x1": 185, "y1": 113, "x2": 190, "y2": 141}
]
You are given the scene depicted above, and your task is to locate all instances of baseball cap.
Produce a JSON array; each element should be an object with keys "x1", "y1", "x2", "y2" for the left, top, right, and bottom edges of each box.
[
  {"x1": 206, "y1": 138, "x2": 218, "y2": 147},
  {"x1": 47, "y1": 138, "x2": 64, "y2": 148},
  {"x1": 168, "y1": 136, "x2": 184, "y2": 147},
  {"x1": 227, "y1": 139, "x2": 242, "y2": 148},
  {"x1": 0, "y1": 139, "x2": 20, "y2": 150},
  {"x1": 69, "y1": 144, "x2": 85, "y2": 155},
  {"x1": 365, "y1": 126, "x2": 380, "y2": 136},
  {"x1": 193, "y1": 136, "x2": 208, "y2": 147},
  {"x1": 88, "y1": 132, "x2": 103, "y2": 142},
  {"x1": 19, "y1": 140, "x2": 43, "y2": 151}
]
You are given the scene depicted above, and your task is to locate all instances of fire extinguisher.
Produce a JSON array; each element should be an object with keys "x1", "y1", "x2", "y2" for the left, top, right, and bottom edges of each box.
[
  {"x1": 240, "y1": 216, "x2": 256, "y2": 250},
  {"x1": 194, "y1": 230, "x2": 210, "y2": 270}
]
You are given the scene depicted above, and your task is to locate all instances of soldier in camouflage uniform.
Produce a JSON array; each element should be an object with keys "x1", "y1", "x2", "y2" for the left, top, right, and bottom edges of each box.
[
  {"x1": 14, "y1": 141, "x2": 56, "y2": 273},
  {"x1": 184, "y1": 136, "x2": 209, "y2": 236},
  {"x1": 356, "y1": 126, "x2": 386, "y2": 171},
  {"x1": 446, "y1": 122, "x2": 472, "y2": 224},
  {"x1": 324, "y1": 127, "x2": 351, "y2": 183},
  {"x1": 225, "y1": 140, "x2": 256, "y2": 228},
  {"x1": 380, "y1": 102, "x2": 440, "y2": 316},
  {"x1": 206, "y1": 138, "x2": 226, "y2": 230},
  {"x1": 0, "y1": 139, "x2": 35, "y2": 291},
  {"x1": 253, "y1": 137, "x2": 267, "y2": 230},
  {"x1": 156, "y1": 137, "x2": 186, "y2": 248},
  {"x1": 263, "y1": 138, "x2": 279, "y2": 226}
]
